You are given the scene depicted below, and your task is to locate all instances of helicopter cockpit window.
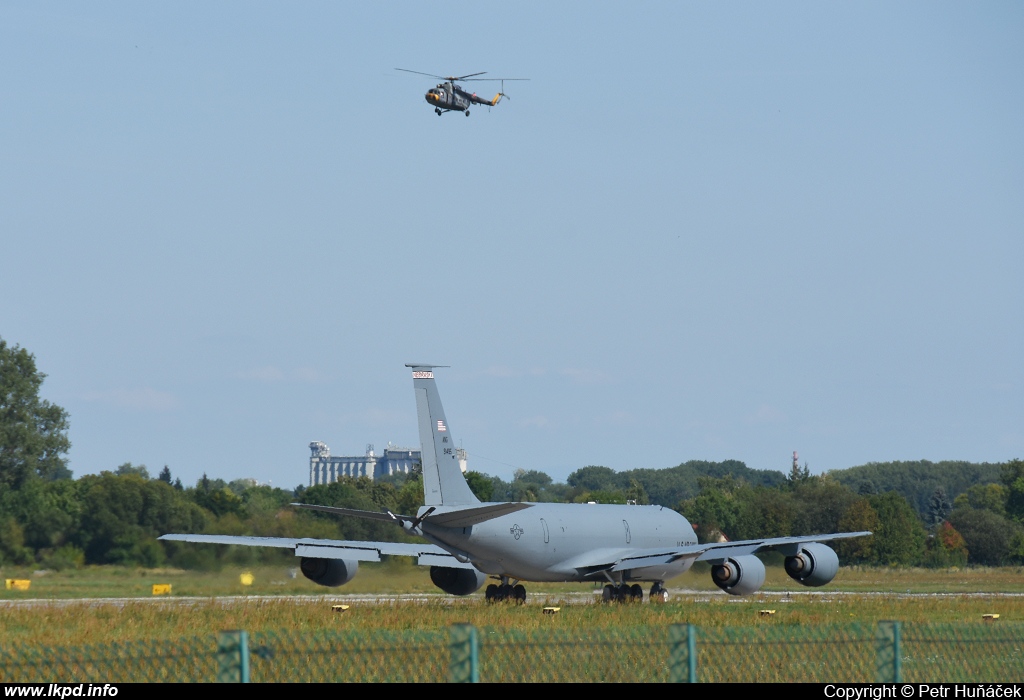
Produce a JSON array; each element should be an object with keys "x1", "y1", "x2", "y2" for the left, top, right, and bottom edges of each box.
[{"x1": 437, "y1": 90, "x2": 445, "y2": 98}]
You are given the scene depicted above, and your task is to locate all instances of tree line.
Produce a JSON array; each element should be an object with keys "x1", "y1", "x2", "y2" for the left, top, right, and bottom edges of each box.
[{"x1": 2, "y1": 335, "x2": 1022, "y2": 570}]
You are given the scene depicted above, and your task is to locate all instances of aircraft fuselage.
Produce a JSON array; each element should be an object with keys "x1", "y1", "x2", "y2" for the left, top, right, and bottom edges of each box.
[
  {"x1": 420, "y1": 502, "x2": 698, "y2": 583},
  {"x1": 424, "y1": 82, "x2": 495, "y2": 113}
]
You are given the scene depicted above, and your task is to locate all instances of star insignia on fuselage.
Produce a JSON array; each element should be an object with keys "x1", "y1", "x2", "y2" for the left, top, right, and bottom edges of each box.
[{"x1": 510, "y1": 524, "x2": 524, "y2": 540}]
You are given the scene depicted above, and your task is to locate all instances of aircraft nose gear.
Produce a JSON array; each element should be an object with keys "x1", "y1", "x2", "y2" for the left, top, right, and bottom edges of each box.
[
  {"x1": 602, "y1": 583, "x2": 644, "y2": 603},
  {"x1": 435, "y1": 108, "x2": 442, "y2": 116},
  {"x1": 485, "y1": 579, "x2": 526, "y2": 604}
]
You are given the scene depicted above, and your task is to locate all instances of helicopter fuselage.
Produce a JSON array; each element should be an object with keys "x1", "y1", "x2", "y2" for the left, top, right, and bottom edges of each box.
[{"x1": 425, "y1": 82, "x2": 497, "y2": 116}]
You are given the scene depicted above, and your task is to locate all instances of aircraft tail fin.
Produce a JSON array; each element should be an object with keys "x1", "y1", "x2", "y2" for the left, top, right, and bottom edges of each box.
[
  {"x1": 406, "y1": 365, "x2": 481, "y2": 507},
  {"x1": 490, "y1": 93, "x2": 502, "y2": 106}
]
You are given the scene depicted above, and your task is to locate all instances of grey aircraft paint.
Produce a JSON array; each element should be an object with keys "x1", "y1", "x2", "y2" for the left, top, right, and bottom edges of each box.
[{"x1": 161, "y1": 365, "x2": 870, "y2": 602}]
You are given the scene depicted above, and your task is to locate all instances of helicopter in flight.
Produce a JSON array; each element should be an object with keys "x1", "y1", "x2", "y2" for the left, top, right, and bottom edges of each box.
[{"x1": 396, "y1": 69, "x2": 529, "y2": 116}]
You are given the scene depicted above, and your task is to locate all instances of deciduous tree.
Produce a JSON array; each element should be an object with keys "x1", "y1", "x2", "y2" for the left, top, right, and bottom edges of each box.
[{"x1": 0, "y1": 338, "x2": 71, "y2": 488}]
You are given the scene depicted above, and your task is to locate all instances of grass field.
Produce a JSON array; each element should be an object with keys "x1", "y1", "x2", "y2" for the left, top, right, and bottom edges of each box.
[
  {"x1": 4, "y1": 558, "x2": 1024, "y2": 598},
  {"x1": 2, "y1": 591, "x2": 1022, "y2": 647},
  {"x1": 2, "y1": 561, "x2": 1024, "y2": 647}
]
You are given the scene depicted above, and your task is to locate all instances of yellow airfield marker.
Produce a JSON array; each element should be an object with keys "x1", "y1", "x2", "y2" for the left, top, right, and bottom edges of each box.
[
  {"x1": 983, "y1": 614, "x2": 1000, "y2": 622},
  {"x1": 759, "y1": 610, "x2": 776, "y2": 617},
  {"x1": 5, "y1": 579, "x2": 31, "y2": 591},
  {"x1": 240, "y1": 572, "x2": 255, "y2": 586},
  {"x1": 152, "y1": 584, "x2": 172, "y2": 595},
  {"x1": 542, "y1": 607, "x2": 560, "y2": 615},
  {"x1": 332, "y1": 605, "x2": 350, "y2": 613}
]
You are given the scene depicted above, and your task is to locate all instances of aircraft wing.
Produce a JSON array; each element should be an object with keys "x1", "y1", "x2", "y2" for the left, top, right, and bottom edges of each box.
[
  {"x1": 570, "y1": 531, "x2": 872, "y2": 575},
  {"x1": 690, "y1": 531, "x2": 873, "y2": 562},
  {"x1": 157, "y1": 534, "x2": 476, "y2": 569}
]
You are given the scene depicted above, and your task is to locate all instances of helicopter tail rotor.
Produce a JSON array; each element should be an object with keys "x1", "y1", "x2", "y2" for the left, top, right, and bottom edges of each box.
[{"x1": 488, "y1": 80, "x2": 512, "y2": 110}]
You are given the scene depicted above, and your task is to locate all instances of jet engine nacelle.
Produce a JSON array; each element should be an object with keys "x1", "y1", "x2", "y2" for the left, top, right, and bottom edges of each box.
[
  {"x1": 710, "y1": 555, "x2": 766, "y2": 595},
  {"x1": 429, "y1": 566, "x2": 487, "y2": 596},
  {"x1": 784, "y1": 542, "x2": 839, "y2": 587},
  {"x1": 300, "y1": 557, "x2": 359, "y2": 587}
]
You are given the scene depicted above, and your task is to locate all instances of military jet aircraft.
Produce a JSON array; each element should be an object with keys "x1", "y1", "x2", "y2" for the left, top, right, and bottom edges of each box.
[{"x1": 160, "y1": 366, "x2": 870, "y2": 603}]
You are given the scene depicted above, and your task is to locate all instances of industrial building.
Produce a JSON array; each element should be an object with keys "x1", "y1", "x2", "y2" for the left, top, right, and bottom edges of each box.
[{"x1": 308, "y1": 441, "x2": 466, "y2": 486}]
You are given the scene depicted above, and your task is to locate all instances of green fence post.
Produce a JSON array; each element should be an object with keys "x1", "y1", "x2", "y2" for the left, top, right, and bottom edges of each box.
[
  {"x1": 687, "y1": 623, "x2": 697, "y2": 683},
  {"x1": 669, "y1": 623, "x2": 698, "y2": 682},
  {"x1": 450, "y1": 623, "x2": 479, "y2": 683},
  {"x1": 876, "y1": 621, "x2": 902, "y2": 683},
  {"x1": 893, "y1": 621, "x2": 902, "y2": 682},
  {"x1": 217, "y1": 630, "x2": 250, "y2": 683}
]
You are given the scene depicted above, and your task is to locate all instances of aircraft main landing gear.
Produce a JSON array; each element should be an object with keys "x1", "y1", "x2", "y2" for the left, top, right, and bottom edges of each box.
[
  {"x1": 602, "y1": 583, "x2": 643, "y2": 603},
  {"x1": 650, "y1": 582, "x2": 669, "y2": 603},
  {"x1": 485, "y1": 578, "x2": 526, "y2": 604},
  {"x1": 465, "y1": 110, "x2": 470, "y2": 117}
]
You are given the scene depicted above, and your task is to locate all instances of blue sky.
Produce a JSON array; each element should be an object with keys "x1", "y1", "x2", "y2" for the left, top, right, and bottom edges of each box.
[{"x1": 2, "y1": 3, "x2": 1021, "y2": 489}]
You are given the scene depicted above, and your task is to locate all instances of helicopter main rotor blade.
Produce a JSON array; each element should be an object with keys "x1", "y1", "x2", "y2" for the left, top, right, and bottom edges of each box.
[
  {"x1": 395, "y1": 68, "x2": 448, "y2": 80},
  {"x1": 395, "y1": 69, "x2": 528, "y2": 83},
  {"x1": 395, "y1": 69, "x2": 493, "y2": 82}
]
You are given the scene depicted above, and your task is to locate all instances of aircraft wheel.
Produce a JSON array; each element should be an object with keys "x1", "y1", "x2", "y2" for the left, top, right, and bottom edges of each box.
[
  {"x1": 465, "y1": 110, "x2": 470, "y2": 117},
  {"x1": 602, "y1": 584, "x2": 615, "y2": 603},
  {"x1": 650, "y1": 583, "x2": 669, "y2": 603},
  {"x1": 485, "y1": 584, "x2": 498, "y2": 602},
  {"x1": 513, "y1": 584, "x2": 526, "y2": 604},
  {"x1": 630, "y1": 584, "x2": 644, "y2": 602}
]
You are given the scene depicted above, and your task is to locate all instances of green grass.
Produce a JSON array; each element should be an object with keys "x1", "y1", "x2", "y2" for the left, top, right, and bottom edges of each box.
[
  {"x1": 3, "y1": 593, "x2": 1023, "y2": 647},
  {"x1": 2, "y1": 558, "x2": 440, "y2": 599},
  {"x1": 5, "y1": 559, "x2": 1024, "y2": 599},
  {"x1": 3, "y1": 562, "x2": 1024, "y2": 647}
]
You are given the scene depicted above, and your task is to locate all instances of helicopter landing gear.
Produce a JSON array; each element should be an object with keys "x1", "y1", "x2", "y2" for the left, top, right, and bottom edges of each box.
[
  {"x1": 465, "y1": 110, "x2": 470, "y2": 117},
  {"x1": 485, "y1": 577, "x2": 526, "y2": 604},
  {"x1": 435, "y1": 108, "x2": 442, "y2": 116}
]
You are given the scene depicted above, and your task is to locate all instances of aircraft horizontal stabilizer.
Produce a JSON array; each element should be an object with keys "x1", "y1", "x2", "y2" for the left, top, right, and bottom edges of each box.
[
  {"x1": 290, "y1": 503, "x2": 405, "y2": 523},
  {"x1": 422, "y1": 502, "x2": 533, "y2": 528},
  {"x1": 288, "y1": 502, "x2": 533, "y2": 529}
]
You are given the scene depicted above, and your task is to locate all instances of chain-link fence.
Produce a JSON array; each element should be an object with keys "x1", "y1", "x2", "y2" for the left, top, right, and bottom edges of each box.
[
  {"x1": 0, "y1": 637, "x2": 216, "y2": 682},
  {"x1": 2, "y1": 621, "x2": 1021, "y2": 682}
]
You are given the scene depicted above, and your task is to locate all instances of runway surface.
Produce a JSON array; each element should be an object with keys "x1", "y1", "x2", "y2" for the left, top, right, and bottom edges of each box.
[{"x1": 2, "y1": 589, "x2": 1023, "y2": 608}]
